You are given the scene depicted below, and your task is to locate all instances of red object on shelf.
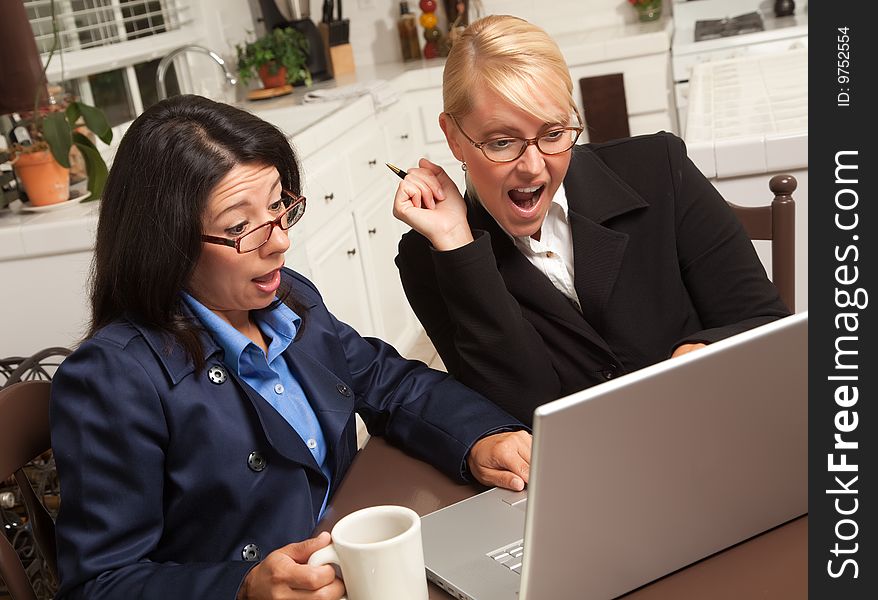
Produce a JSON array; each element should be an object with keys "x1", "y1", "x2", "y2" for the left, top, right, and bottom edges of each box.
[
  {"x1": 423, "y1": 41, "x2": 439, "y2": 58},
  {"x1": 420, "y1": 0, "x2": 437, "y2": 11}
]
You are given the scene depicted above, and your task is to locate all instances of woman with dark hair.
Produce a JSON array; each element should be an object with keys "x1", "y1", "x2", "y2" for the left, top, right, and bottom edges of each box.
[{"x1": 50, "y1": 94, "x2": 531, "y2": 600}]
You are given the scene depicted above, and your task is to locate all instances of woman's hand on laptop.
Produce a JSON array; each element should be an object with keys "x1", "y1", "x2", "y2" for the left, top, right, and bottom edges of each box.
[
  {"x1": 671, "y1": 342, "x2": 707, "y2": 358},
  {"x1": 467, "y1": 430, "x2": 532, "y2": 491}
]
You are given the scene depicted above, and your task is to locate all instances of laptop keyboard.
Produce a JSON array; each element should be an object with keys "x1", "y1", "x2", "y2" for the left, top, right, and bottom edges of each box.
[{"x1": 488, "y1": 539, "x2": 525, "y2": 574}]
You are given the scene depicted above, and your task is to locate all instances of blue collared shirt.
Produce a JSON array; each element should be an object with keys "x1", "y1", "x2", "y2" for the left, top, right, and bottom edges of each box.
[{"x1": 183, "y1": 293, "x2": 331, "y2": 519}]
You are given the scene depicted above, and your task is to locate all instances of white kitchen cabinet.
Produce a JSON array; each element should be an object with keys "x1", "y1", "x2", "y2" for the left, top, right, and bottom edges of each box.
[
  {"x1": 300, "y1": 145, "x2": 352, "y2": 240},
  {"x1": 0, "y1": 249, "x2": 93, "y2": 357},
  {"x1": 285, "y1": 98, "x2": 421, "y2": 351},
  {"x1": 354, "y1": 179, "x2": 420, "y2": 352},
  {"x1": 303, "y1": 212, "x2": 376, "y2": 337},
  {"x1": 378, "y1": 98, "x2": 417, "y2": 167},
  {"x1": 399, "y1": 87, "x2": 464, "y2": 191}
]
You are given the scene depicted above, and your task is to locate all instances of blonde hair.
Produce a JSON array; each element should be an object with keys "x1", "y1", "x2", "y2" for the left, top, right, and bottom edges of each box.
[{"x1": 443, "y1": 15, "x2": 579, "y2": 124}]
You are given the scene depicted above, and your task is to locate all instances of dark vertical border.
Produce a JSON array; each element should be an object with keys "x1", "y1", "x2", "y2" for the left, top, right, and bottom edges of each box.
[{"x1": 809, "y1": 1, "x2": 876, "y2": 597}]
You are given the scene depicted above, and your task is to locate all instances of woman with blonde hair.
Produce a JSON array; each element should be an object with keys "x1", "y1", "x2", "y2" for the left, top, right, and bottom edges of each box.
[{"x1": 392, "y1": 15, "x2": 789, "y2": 425}]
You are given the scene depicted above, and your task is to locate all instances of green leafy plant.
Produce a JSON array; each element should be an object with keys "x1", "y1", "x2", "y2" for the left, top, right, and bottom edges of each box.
[
  {"x1": 26, "y1": 99, "x2": 113, "y2": 200},
  {"x1": 10, "y1": 0, "x2": 112, "y2": 200},
  {"x1": 235, "y1": 27, "x2": 312, "y2": 87}
]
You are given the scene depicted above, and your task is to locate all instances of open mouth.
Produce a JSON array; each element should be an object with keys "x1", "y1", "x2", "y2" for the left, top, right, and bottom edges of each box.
[
  {"x1": 252, "y1": 270, "x2": 276, "y2": 284},
  {"x1": 508, "y1": 185, "x2": 544, "y2": 211},
  {"x1": 252, "y1": 268, "x2": 282, "y2": 294}
]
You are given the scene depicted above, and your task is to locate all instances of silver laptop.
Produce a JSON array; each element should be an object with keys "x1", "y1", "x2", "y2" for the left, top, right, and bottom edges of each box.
[{"x1": 422, "y1": 312, "x2": 808, "y2": 600}]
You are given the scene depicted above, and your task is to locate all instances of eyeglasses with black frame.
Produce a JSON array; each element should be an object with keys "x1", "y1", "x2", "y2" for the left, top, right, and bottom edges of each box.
[
  {"x1": 448, "y1": 113, "x2": 583, "y2": 163},
  {"x1": 201, "y1": 190, "x2": 306, "y2": 254}
]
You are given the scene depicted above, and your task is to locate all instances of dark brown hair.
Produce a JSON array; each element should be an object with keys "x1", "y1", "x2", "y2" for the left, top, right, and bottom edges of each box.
[{"x1": 89, "y1": 94, "x2": 305, "y2": 367}]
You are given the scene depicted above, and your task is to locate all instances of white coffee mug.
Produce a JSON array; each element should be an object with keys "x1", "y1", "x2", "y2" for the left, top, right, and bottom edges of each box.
[{"x1": 307, "y1": 505, "x2": 429, "y2": 600}]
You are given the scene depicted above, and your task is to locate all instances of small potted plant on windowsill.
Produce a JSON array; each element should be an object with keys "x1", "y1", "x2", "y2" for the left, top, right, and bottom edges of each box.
[
  {"x1": 10, "y1": 95, "x2": 113, "y2": 207},
  {"x1": 8, "y1": 0, "x2": 112, "y2": 207},
  {"x1": 235, "y1": 27, "x2": 312, "y2": 90}
]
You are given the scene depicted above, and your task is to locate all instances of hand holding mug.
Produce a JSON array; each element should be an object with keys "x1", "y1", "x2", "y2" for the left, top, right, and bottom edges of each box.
[
  {"x1": 307, "y1": 505, "x2": 429, "y2": 600},
  {"x1": 236, "y1": 531, "x2": 345, "y2": 599}
]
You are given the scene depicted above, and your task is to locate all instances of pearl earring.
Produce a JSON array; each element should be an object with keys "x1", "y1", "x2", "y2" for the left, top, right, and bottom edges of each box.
[{"x1": 461, "y1": 162, "x2": 467, "y2": 172}]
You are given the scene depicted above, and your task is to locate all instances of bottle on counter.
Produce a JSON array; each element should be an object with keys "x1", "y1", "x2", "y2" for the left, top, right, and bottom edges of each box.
[{"x1": 398, "y1": 1, "x2": 421, "y2": 61}]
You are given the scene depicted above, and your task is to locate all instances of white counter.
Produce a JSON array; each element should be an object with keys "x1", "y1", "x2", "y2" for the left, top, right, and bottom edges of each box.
[{"x1": 684, "y1": 48, "x2": 808, "y2": 310}]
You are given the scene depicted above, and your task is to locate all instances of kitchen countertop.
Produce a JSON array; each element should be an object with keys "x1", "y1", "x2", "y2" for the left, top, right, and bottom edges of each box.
[
  {"x1": 684, "y1": 48, "x2": 808, "y2": 178},
  {"x1": 0, "y1": 19, "x2": 673, "y2": 261},
  {"x1": 555, "y1": 15, "x2": 672, "y2": 65},
  {"x1": 0, "y1": 199, "x2": 100, "y2": 260}
]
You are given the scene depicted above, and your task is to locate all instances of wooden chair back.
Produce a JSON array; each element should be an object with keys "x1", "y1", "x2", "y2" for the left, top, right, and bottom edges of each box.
[
  {"x1": 727, "y1": 174, "x2": 797, "y2": 312},
  {"x1": 578, "y1": 73, "x2": 631, "y2": 143}
]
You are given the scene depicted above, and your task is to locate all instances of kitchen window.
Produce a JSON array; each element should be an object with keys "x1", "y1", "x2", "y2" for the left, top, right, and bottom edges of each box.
[{"x1": 23, "y1": 0, "x2": 196, "y2": 126}]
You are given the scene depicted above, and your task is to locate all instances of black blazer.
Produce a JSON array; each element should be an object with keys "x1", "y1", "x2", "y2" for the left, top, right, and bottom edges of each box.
[{"x1": 396, "y1": 132, "x2": 790, "y2": 424}]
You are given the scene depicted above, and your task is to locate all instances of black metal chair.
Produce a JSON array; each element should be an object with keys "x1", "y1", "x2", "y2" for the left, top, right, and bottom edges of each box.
[
  {"x1": 0, "y1": 347, "x2": 71, "y2": 389},
  {"x1": 1, "y1": 346, "x2": 69, "y2": 600},
  {"x1": 0, "y1": 380, "x2": 56, "y2": 600}
]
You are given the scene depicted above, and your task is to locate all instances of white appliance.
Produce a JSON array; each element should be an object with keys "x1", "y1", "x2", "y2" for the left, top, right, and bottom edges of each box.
[{"x1": 671, "y1": 0, "x2": 808, "y2": 134}]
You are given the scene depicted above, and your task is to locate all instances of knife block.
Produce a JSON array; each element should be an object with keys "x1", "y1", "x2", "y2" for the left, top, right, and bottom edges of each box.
[{"x1": 319, "y1": 22, "x2": 355, "y2": 77}]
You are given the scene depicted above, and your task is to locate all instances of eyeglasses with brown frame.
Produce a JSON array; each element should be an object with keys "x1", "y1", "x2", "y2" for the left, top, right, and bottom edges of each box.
[
  {"x1": 448, "y1": 113, "x2": 583, "y2": 163},
  {"x1": 201, "y1": 191, "x2": 306, "y2": 254}
]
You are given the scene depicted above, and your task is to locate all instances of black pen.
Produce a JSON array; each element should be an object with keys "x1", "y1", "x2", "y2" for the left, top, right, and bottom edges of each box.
[{"x1": 385, "y1": 162, "x2": 407, "y2": 180}]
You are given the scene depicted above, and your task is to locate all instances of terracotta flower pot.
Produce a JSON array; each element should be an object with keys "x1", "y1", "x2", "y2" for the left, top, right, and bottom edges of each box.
[
  {"x1": 12, "y1": 149, "x2": 70, "y2": 206},
  {"x1": 258, "y1": 63, "x2": 289, "y2": 89}
]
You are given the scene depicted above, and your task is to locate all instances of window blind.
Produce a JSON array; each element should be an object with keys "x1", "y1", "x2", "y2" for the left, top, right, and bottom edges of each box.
[
  {"x1": 24, "y1": 0, "x2": 193, "y2": 55},
  {"x1": 22, "y1": 0, "x2": 199, "y2": 81}
]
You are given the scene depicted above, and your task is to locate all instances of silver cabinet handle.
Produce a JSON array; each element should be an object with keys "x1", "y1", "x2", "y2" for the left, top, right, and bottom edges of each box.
[
  {"x1": 368, "y1": 228, "x2": 377, "y2": 235},
  {"x1": 368, "y1": 159, "x2": 377, "y2": 166},
  {"x1": 346, "y1": 248, "x2": 357, "y2": 256},
  {"x1": 324, "y1": 192, "x2": 334, "y2": 201}
]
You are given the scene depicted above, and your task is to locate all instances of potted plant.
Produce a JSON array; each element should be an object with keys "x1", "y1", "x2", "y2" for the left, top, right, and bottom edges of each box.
[
  {"x1": 235, "y1": 27, "x2": 312, "y2": 89},
  {"x1": 8, "y1": 0, "x2": 112, "y2": 206}
]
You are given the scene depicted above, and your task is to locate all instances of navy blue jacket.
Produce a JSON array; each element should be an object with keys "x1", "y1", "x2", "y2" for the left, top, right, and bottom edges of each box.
[{"x1": 50, "y1": 269, "x2": 521, "y2": 599}]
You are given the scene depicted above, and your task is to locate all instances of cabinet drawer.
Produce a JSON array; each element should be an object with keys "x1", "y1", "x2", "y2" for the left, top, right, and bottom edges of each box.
[
  {"x1": 408, "y1": 88, "x2": 445, "y2": 145},
  {"x1": 383, "y1": 111, "x2": 416, "y2": 165},
  {"x1": 301, "y1": 152, "x2": 351, "y2": 238},
  {"x1": 304, "y1": 214, "x2": 375, "y2": 337},
  {"x1": 346, "y1": 131, "x2": 387, "y2": 194},
  {"x1": 353, "y1": 180, "x2": 419, "y2": 350}
]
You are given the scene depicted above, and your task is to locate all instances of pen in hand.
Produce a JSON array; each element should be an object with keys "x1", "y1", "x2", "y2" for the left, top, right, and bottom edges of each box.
[{"x1": 386, "y1": 162, "x2": 407, "y2": 180}]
